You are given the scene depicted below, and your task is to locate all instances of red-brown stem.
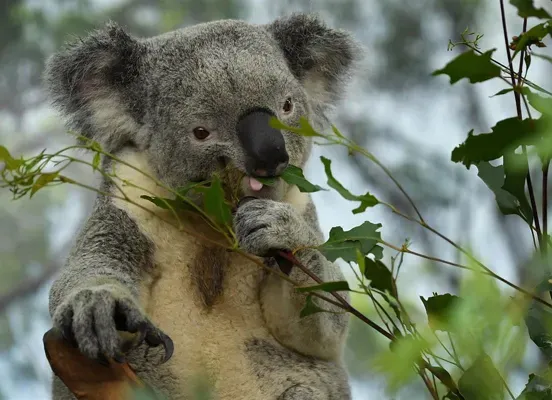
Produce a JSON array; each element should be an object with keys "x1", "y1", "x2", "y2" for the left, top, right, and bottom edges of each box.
[{"x1": 419, "y1": 369, "x2": 440, "y2": 400}]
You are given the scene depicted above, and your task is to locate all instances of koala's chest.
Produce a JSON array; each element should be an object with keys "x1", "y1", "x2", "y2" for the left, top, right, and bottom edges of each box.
[{"x1": 132, "y1": 210, "x2": 272, "y2": 380}]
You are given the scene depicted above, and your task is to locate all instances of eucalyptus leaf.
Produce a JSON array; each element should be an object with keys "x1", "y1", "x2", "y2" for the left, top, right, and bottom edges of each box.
[
  {"x1": 30, "y1": 172, "x2": 59, "y2": 197},
  {"x1": 421, "y1": 293, "x2": 462, "y2": 332},
  {"x1": 300, "y1": 294, "x2": 328, "y2": 318},
  {"x1": 458, "y1": 353, "x2": 504, "y2": 400},
  {"x1": 510, "y1": 0, "x2": 551, "y2": 19},
  {"x1": 433, "y1": 49, "x2": 501, "y2": 84},
  {"x1": 320, "y1": 156, "x2": 379, "y2": 213},
  {"x1": 281, "y1": 165, "x2": 325, "y2": 193},
  {"x1": 452, "y1": 118, "x2": 540, "y2": 168},
  {"x1": 319, "y1": 221, "x2": 383, "y2": 263},
  {"x1": 364, "y1": 258, "x2": 396, "y2": 297}
]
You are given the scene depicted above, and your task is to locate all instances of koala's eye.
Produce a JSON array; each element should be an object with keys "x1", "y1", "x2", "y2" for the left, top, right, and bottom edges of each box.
[
  {"x1": 283, "y1": 97, "x2": 293, "y2": 114},
  {"x1": 193, "y1": 127, "x2": 210, "y2": 140}
]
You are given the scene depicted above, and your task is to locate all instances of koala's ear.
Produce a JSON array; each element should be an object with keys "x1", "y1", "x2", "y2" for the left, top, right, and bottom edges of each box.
[
  {"x1": 266, "y1": 13, "x2": 361, "y2": 109},
  {"x1": 44, "y1": 22, "x2": 146, "y2": 151}
]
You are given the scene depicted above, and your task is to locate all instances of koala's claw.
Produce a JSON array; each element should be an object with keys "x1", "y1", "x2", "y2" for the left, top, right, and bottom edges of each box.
[
  {"x1": 132, "y1": 321, "x2": 174, "y2": 363},
  {"x1": 53, "y1": 286, "x2": 173, "y2": 365}
]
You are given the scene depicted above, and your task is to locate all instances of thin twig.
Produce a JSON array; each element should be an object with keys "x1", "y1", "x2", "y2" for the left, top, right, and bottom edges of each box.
[
  {"x1": 276, "y1": 250, "x2": 395, "y2": 341},
  {"x1": 419, "y1": 368, "x2": 440, "y2": 400},
  {"x1": 544, "y1": 162, "x2": 550, "y2": 256}
]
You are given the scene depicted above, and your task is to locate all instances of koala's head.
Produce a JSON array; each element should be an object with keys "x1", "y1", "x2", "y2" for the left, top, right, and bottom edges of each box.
[{"x1": 44, "y1": 14, "x2": 359, "y2": 201}]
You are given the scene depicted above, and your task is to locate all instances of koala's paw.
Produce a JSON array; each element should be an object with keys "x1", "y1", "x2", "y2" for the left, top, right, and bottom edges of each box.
[
  {"x1": 234, "y1": 198, "x2": 309, "y2": 257},
  {"x1": 53, "y1": 286, "x2": 173, "y2": 365}
]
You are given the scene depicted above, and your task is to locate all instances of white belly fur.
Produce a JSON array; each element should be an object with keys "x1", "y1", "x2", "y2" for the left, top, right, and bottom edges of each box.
[{"x1": 111, "y1": 150, "x2": 310, "y2": 398}]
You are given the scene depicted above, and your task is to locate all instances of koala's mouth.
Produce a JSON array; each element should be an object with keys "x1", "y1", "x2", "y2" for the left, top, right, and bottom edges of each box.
[
  {"x1": 215, "y1": 156, "x2": 283, "y2": 198},
  {"x1": 247, "y1": 176, "x2": 265, "y2": 192}
]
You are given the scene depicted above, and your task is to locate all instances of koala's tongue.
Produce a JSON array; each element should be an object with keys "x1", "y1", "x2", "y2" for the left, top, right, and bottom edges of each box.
[{"x1": 248, "y1": 177, "x2": 264, "y2": 192}]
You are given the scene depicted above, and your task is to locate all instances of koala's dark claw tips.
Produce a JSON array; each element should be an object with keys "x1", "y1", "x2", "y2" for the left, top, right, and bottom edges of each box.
[
  {"x1": 96, "y1": 354, "x2": 110, "y2": 367},
  {"x1": 237, "y1": 196, "x2": 258, "y2": 209},
  {"x1": 145, "y1": 332, "x2": 174, "y2": 363},
  {"x1": 161, "y1": 334, "x2": 174, "y2": 363},
  {"x1": 61, "y1": 328, "x2": 78, "y2": 348},
  {"x1": 114, "y1": 352, "x2": 126, "y2": 363}
]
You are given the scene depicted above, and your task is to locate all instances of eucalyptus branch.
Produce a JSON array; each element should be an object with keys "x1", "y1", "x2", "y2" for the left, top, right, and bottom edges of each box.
[
  {"x1": 450, "y1": 35, "x2": 552, "y2": 96},
  {"x1": 314, "y1": 132, "x2": 552, "y2": 309},
  {"x1": 275, "y1": 250, "x2": 395, "y2": 340}
]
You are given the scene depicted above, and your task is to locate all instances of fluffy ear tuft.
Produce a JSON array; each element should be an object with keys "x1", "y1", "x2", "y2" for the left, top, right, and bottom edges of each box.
[
  {"x1": 266, "y1": 13, "x2": 362, "y2": 110},
  {"x1": 44, "y1": 22, "x2": 146, "y2": 151}
]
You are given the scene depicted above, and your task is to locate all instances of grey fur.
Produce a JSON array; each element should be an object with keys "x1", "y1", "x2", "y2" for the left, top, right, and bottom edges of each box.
[{"x1": 45, "y1": 12, "x2": 359, "y2": 400}]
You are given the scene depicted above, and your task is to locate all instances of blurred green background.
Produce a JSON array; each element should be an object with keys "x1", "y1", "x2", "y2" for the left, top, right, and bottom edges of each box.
[{"x1": 1, "y1": 0, "x2": 551, "y2": 398}]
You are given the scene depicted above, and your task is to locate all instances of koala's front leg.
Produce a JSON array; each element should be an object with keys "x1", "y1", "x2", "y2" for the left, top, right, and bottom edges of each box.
[
  {"x1": 234, "y1": 198, "x2": 349, "y2": 362},
  {"x1": 48, "y1": 201, "x2": 173, "y2": 367}
]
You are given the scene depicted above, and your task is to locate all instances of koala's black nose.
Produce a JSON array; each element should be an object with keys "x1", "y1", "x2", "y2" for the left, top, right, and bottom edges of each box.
[{"x1": 237, "y1": 108, "x2": 289, "y2": 178}]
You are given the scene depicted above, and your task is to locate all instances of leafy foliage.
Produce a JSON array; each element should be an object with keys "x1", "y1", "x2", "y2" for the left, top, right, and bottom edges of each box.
[
  {"x1": 432, "y1": 50, "x2": 501, "y2": 84},
  {"x1": 421, "y1": 294, "x2": 462, "y2": 332},
  {"x1": 320, "y1": 156, "x2": 379, "y2": 213},
  {"x1": 517, "y1": 373, "x2": 552, "y2": 400},
  {"x1": 319, "y1": 221, "x2": 384, "y2": 263},
  {"x1": 458, "y1": 353, "x2": 505, "y2": 400},
  {"x1": 299, "y1": 294, "x2": 328, "y2": 318},
  {"x1": 451, "y1": 118, "x2": 540, "y2": 168},
  {"x1": 363, "y1": 258, "x2": 396, "y2": 297},
  {"x1": 280, "y1": 164, "x2": 325, "y2": 193},
  {"x1": 476, "y1": 160, "x2": 533, "y2": 222},
  {"x1": 510, "y1": 0, "x2": 551, "y2": 19}
]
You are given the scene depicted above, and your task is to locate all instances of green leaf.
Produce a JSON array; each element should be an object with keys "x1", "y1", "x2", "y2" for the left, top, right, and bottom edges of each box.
[
  {"x1": 527, "y1": 91, "x2": 552, "y2": 117},
  {"x1": 140, "y1": 195, "x2": 194, "y2": 212},
  {"x1": 0, "y1": 145, "x2": 23, "y2": 170},
  {"x1": 202, "y1": 175, "x2": 232, "y2": 227},
  {"x1": 491, "y1": 88, "x2": 515, "y2": 97},
  {"x1": 356, "y1": 249, "x2": 366, "y2": 276},
  {"x1": 30, "y1": 172, "x2": 59, "y2": 197},
  {"x1": 476, "y1": 160, "x2": 533, "y2": 223},
  {"x1": 420, "y1": 294, "x2": 462, "y2": 332},
  {"x1": 253, "y1": 176, "x2": 277, "y2": 186},
  {"x1": 426, "y1": 365, "x2": 459, "y2": 395},
  {"x1": 269, "y1": 116, "x2": 323, "y2": 137},
  {"x1": 296, "y1": 281, "x2": 350, "y2": 293},
  {"x1": 373, "y1": 335, "x2": 427, "y2": 392},
  {"x1": 513, "y1": 21, "x2": 552, "y2": 57},
  {"x1": 364, "y1": 258, "x2": 396, "y2": 297},
  {"x1": 176, "y1": 181, "x2": 210, "y2": 197},
  {"x1": 458, "y1": 353, "x2": 504, "y2": 400},
  {"x1": 517, "y1": 373, "x2": 552, "y2": 399},
  {"x1": 300, "y1": 294, "x2": 327, "y2": 318},
  {"x1": 432, "y1": 49, "x2": 501, "y2": 84},
  {"x1": 319, "y1": 221, "x2": 383, "y2": 263},
  {"x1": 451, "y1": 117, "x2": 539, "y2": 167},
  {"x1": 281, "y1": 164, "x2": 325, "y2": 193},
  {"x1": 510, "y1": 0, "x2": 551, "y2": 19},
  {"x1": 320, "y1": 156, "x2": 379, "y2": 213},
  {"x1": 525, "y1": 287, "x2": 552, "y2": 360},
  {"x1": 92, "y1": 153, "x2": 101, "y2": 170},
  {"x1": 503, "y1": 152, "x2": 534, "y2": 223}
]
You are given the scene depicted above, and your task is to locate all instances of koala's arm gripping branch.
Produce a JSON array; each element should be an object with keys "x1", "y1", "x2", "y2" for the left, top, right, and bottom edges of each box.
[{"x1": 49, "y1": 200, "x2": 153, "y2": 315}]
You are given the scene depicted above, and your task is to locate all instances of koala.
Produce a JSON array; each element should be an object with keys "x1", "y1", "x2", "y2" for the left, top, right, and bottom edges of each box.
[{"x1": 44, "y1": 12, "x2": 360, "y2": 400}]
